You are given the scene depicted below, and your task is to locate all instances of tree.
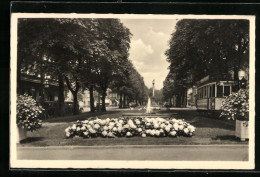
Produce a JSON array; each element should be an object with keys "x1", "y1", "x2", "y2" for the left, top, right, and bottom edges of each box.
[
  {"x1": 18, "y1": 18, "x2": 95, "y2": 116},
  {"x1": 18, "y1": 19, "x2": 68, "y2": 116},
  {"x1": 165, "y1": 19, "x2": 249, "y2": 94},
  {"x1": 92, "y1": 19, "x2": 132, "y2": 111}
]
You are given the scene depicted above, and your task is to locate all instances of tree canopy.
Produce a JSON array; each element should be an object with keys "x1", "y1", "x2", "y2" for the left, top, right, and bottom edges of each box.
[
  {"x1": 163, "y1": 19, "x2": 249, "y2": 99},
  {"x1": 17, "y1": 18, "x2": 142, "y2": 114}
]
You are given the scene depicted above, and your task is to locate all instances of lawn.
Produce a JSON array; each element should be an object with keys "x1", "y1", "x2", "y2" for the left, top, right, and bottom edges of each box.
[{"x1": 18, "y1": 108, "x2": 248, "y2": 147}]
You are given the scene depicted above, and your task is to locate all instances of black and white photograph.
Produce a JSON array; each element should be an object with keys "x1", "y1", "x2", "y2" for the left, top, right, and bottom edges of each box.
[{"x1": 10, "y1": 13, "x2": 255, "y2": 169}]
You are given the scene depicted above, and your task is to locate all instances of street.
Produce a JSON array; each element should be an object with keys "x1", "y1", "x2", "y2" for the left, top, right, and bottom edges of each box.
[{"x1": 17, "y1": 145, "x2": 248, "y2": 161}]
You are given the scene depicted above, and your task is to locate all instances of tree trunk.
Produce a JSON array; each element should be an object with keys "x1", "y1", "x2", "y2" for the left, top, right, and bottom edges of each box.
[
  {"x1": 233, "y1": 65, "x2": 239, "y2": 92},
  {"x1": 97, "y1": 93, "x2": 101, "y2": 112},
  {"x1": 58, "y1": 74, "x2": 65, "y2": 117},
  {"x1": 89, "y1": 86, "x2": 95, "y2": 112},
  {"x1": 64, "y1": 77, "x2": 80, "y2": 115},
  {"x1": 101, "y1": 90, "x2": 106, "y2": 112},
  {"x1": 72, "y1": 92, "x2": 79, "y2": 115},
  {"x1": 39, "y1": 64, "x2": 45, "y2": 104},
  {"x1": 119, "y1": 92, "x2": 122, "y2": 108},
  {"x1": 17, "y1": 58, "x2": 23, "y2": 95},
  {"x1": 123, "y1": 94, "x2": 126, "y2": 108}
]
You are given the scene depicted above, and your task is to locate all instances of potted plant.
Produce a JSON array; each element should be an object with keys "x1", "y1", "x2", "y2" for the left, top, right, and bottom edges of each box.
[
  {"x1": 220, "y1": 89, "x2": 249, "y2": 141},
  {"x1": 16, "y1": 94, "x2": 45, "y2": 143}
]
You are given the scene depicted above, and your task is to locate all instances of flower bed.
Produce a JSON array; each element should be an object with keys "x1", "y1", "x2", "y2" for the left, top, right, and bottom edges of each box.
[
  {"x1": 64, "y1": 117, "x2": 196, "y2": 138},
  {"x1": 220, "y1": 89, "x2": 249, "y2": 121},
  {"x1": 17, "y1": 94, "x2": 44, "y2": 131}
]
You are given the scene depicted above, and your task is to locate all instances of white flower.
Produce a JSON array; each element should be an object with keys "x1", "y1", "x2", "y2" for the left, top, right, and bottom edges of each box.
[
  {"x1": 124, "y1": 124, "x2": 130, "y2": 129},
  {"x1": 184, "y1": 128, "x2": 189, "y2": 134},
  {"x1": 119, "y1": 120, "x2": 124, "y2": 124},
  {"x1": 167, "y1": 124, "x2": 172, "y2": 128},
  {"x1": 130, "y1": 123, "x2": 137, "y2": 129},
  {"x1": 138, "y1": 128, "x2": 142, "y2": 132},
  {"x1": 146, "y1": 122, "x2": 151, "y2": 127},
  {"x1": 65, "y1": 127, "x2": 71, "y2": 132},
  {"x1": 108, "y1": 125, "x2": 114, "y2": 130},
  {"x1": 141, "y1": 133, "x2": 146, "y2": 137},
  {"x1": 154, "y1": 123, "x2": 159, "y2": 129},
  {"x1": 179, "y1": 125, "x2": 184, "y2": 130},
  {"x1": 160, "y1": 123, "x2": 166, "y2": 129},
  {"x1": 65, "y1": 132, "x2": 71, "y2": 137},
  {"x1": 100, "y1": 120, "x2": 106, "y2": 125},
  {"x1": 156, "y1": 117, "x2": 165, "y2": 122},
  {"x1": 188, "y1": 125, "x2": 195, "y2": 132},
  {"x1": 159, "y1": 129, "x2": 164, "y2": 133},
  {"x1": 126, "y1": 132, "x2": 132, "y2": 137},
  {"x1": 89, "y1": 128, "x2": 96, "y2": 134},
  {"x1": 80, "y1": 126, "x2": 86, "y2": 131},
  {"x1": 150, "y1": 130, "x2": 155, "y2": 136},
  {"x1": 173, "y1": 123, "x2": 179, "y2": 130},
  {"x1": 116, "y1": 122, "x2": 122, "y2": 127},
  {"x1": 135, "y1": 120, "x2": 141, "y2": 125},
  {"x1": 145, "y1": 129, "x2": 151, "y2": 134},
  {"x1": 102, "y1": 131, "x2": 108, "y2": 136},
  {"x1": 128, "y1": 120, "x2": 133, "y2": 124},
  {"x1": 109, "y1": 122, "x2": 115, "y2": 127},
  {"x1": 170, "y1": 131, "x2": 177, "y2": 136},
  {"x1": 82, "y1": 120, "x2": 89, "y2": 124},
  {"x1": 145, "y1": 118, "x2": 151, "y2": 122},
  {"x1": 76, "y1": 127, "x2": 81, "y2": 131},
  {"x1": 155, "y1": 130, "x2": 160, "y2": 136},
  {"x1": 94, "y1": 124, "x2": 100, "y2": 129},
  {"x1": 71, "y1": 124, "x2": 77, "y2": 130},
  {"x1": 112, "y1": 127, "x2": 118, "y2": 132},
  {"x1": 83, "y1": 131, "x2": 89, "y2": 136},
  {"x1": 171, "y1": 118, "x2": 177, "y2": 122},
  {"x1": 117, "y1": 126, "x2": 122, "y2": 132},
  {"x1": 108, "y1": 132, "x2": 115, "y2": 137},
  {"x1": 103, "y1": 126, "x2": 108, "y2": 131},
  {"x1": 165, "y1": 126, "x2": 170, "y2": 132}
]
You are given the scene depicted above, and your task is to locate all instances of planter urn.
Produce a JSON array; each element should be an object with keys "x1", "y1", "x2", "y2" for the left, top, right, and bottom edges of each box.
[
  {"x1": 16, "y1": 124, "x2": 27, "y2": 143},
  {"x1": 235, "y1": 119, "x2": 249, "y2": 141}
]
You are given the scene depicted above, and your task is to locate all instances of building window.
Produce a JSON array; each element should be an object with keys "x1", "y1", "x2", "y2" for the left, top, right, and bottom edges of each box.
[{"x1": 224, "y1": 86, "x2": 231, "y2": 96}]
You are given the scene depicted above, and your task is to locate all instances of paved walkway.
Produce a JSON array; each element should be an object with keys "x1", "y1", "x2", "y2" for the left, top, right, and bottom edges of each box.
[{"x1": 17, "y1": 145, "x2": 248, "y2": 161}]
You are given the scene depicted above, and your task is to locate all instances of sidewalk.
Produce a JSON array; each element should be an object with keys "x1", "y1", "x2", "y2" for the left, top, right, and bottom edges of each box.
[{"x1": 17, "y1": 144, "x2": 248, "y2": 161}]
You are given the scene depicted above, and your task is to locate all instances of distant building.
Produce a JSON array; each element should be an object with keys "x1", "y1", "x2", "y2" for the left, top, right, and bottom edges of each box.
[
  {"x1": 19, "y1": 73, "x2": 59, "y2": 102},
  {"x1": 19, "y1": 71, "x2": 121, "y2": 112}
]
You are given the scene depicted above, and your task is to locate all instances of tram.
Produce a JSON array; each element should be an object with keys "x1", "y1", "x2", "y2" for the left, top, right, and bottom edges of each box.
[{"x1": 195, "y1": 75, "x2": 236, "y2": 114}]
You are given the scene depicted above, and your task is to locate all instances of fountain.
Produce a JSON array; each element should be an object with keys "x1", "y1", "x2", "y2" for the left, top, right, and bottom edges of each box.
[
  {"x1": 122, "y1": 79, "x2": 176, "y2": 118},
  {"x1": 146, "y1": 97, "x2": 152, "y2": 114}
]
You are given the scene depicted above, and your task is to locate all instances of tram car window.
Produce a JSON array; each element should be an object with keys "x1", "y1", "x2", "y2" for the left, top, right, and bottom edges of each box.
[
  {"x1": 224, "y1": 86, "x2": 231, "y2": 96},
  {"x1": 195, "y1": 75, "x2": 235, "y2": 114},
  {"x1": 217, "y1": 85, "x2": 223, "y2": 97}
]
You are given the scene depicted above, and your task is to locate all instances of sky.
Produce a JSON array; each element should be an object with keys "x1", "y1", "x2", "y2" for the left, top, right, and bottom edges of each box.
[{"x1": 120, "y1": 19, "x2": 178, "y2": 90}]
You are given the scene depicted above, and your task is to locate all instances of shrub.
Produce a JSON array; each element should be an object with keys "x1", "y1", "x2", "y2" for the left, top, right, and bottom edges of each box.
[
  {"x1": 16, "y1": 94, "x2": 44, "y2": 131},
  {"x1": 220, "y1": 89, "x2": 249, "y2": 121}
]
